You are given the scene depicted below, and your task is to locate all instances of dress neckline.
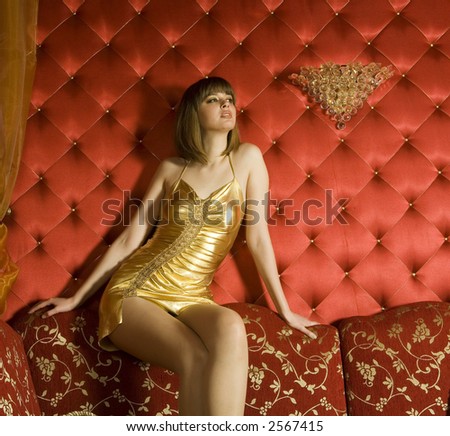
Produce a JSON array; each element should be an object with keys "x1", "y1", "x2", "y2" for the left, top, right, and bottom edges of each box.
[
  {"x1": 174, "y1": 154, "x2": 241, "y2": 201},
  {"x1": 178, "y1": 177, "x2": 237, "y2": 201}
]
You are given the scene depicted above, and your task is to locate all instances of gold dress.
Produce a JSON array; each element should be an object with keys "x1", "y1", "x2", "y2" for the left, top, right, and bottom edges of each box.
[{"x1": 98, "y1": 155, "x2": 244, "y2": 351}]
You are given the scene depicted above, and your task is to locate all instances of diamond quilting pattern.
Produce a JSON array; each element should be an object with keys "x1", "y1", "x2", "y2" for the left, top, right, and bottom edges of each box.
[
  {"x1": 380, "y1": 144, "x2": 437, "y2": 199},
  {"x1": 3, "y1": 0, "x2": 450, "y2": 324},
  {"x1": 276, "y1": 0, "x2": 334, "y2": 41},
  {"x1": 413, "y1": 111, "x2": 450, "y2": 166},
  {"x1": 415, "y1": 178, "x2": 450, "y2": 231},
  {"x1": 347, "y1": 178, "x2": 410, "y2": 234},
  {"x1": 408, "y1": 50, "x2": 450, "y2": 101},
  {"x1": 110, "y1": 81, "x2": 171, "y2": 135},
  {"x1": 382, "y1": 210, "x2": 443, "y2": 269},
  {"x1": 376, "y1": 80, "x2": 436, "y2": 132},
  {"x1": 76, "y1": 50, "x2": 140, "y2": 107},
  {"x1": 244, "y1": 15, "x2": 303, "y2": 74},
  {"x1": 112, "y1": 17, "x2": 171, "y2": 76},
  {"x1": 144, "y1": 1, "x2": 205, "y2": 44},
  {"x1": 343, "y1": 0, "x2": 395, "y2": 38},
  {"x1": 212, "y1": 48, "x2": 275, "y2": 107},
  {"x1": 44, "y1": 148, "x2": 105, "y2": 204},
  {"x1": 313, "y1": 143, "x2": 374, "y2": 199},
  {"x1": 21, "y1": 114, "x2": 72, "y2": 173},
  {"x1": 344, "y1": 111, "x2": 405, "y2": 167},
  {"x1": 43, "y1": 81, "x2": 105, "y2": 135},
  {"x1": 313, "y1": 214, "x2": 376, "y2": 271},
  {"x1": 211, "y1": 0, "x2": 270, "y2": 41},
  {"x1": 42, "y1": 17, "x2": 106, "y2": 74},
  {"x1": 80, "y1": 0, "x2": 137, "y2": 42},
  {"x1": 402, "y1": 0, "x2": 450, "y2": 38},
  {"x1": 374, "y1": 16, "x2": 429, "y2": 70},
  {"x1": 77, "y1": 117, "x2": 136, "y2": 169},
  {"x1": 419, "y1": 245, "x2": 450, "y2": 300},
  {"x1": 312, "y1": 18, "x2": 368, "y2": 65}
]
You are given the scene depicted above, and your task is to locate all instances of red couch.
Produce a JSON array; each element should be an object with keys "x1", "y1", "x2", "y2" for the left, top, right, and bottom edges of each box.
[
  {"x1": 1, "y1": 0, "x2": 449, "y2": 416},
  {"x1": 2, "y1": 300, "x2": 449, "y2": 415}
]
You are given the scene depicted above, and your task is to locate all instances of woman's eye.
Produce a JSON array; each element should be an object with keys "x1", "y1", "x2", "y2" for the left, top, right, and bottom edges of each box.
[{"x1": 205, "y1": 96, "x2": 234, "y2": 104}]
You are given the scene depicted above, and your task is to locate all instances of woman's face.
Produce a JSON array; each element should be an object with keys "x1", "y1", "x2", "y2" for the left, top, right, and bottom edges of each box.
[{"x1": 197, "y1": 91, "x2": 236, "y2": 133}]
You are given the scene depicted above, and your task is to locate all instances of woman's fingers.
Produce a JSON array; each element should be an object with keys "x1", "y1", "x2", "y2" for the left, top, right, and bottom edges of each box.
[
  {"x1": 28, "y1": 298, "x2": 54, "y2": 314},
  {"x1": 285, "y1": 313, "x2": 319, "y2": 340},
  {"x1": 302, "y1": 326, "x2": 318, "y2": 340},
  {"x1": 29, "y1": 297, "x2": 77, "y2": 318},
  {"x1": 41, "y1": 306, "x2": 58, "y2": 318}
]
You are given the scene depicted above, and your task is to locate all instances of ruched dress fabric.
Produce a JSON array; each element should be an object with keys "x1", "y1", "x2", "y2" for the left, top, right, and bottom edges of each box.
[{"x1": 98, "y1": 156, "x2": 244, "y2": 351}]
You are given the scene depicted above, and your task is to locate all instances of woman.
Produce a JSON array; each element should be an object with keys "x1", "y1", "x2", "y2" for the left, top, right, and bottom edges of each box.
[{"x1": 29, "y1": 77, "x2": 318, "y2": 416}]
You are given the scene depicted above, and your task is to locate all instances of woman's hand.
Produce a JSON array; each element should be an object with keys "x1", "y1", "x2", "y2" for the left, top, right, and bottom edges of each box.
[
  {"x1": 28, "y1": 296, "x2": 79, "y2": 319},
  {"x1": 281, "y1": 310, "x2": 319, "y2": 340}
]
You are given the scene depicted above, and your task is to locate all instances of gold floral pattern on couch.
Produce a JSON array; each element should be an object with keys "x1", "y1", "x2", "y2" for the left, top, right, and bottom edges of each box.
[
  {"x1": 339, "y1": 301, "x2": 450, "y2": 415},
  {"x1": 229, "y1": 304, "x2": 346, "y2": 416},
  {"x1": 11, "y1": 300, "x2": 346, "y2": 415},
  {"x1": 13, "y1": 305, "x2": 179, "y2": 416},
  {"x1": 0, "y1": 320, "x2": 41, "y2": 416}
]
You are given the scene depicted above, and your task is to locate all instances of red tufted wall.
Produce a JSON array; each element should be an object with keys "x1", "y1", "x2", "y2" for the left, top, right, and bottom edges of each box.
[{"x1": 3, "y1": 0, "x2": 450, "y2": 325}]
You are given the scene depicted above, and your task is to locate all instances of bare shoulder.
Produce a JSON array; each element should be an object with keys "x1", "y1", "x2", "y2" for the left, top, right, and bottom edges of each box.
[
  {"x1": 140, "y1": 157, "x2": 185, "y2": 200},
  {"x1": 158, "y1": 156, "x2": 186, "y2": 173},
  {"x1": 155, "y1": 157, "x2": 187, "y2": 194},
  {"x1": 153, "y1": 156, "x2": 185, "y2": 180},
  {"x1": 236, "y1": 142, "x2": 263, "y2": 157},
  {"x1": 232, "y1": 144, "x2": 267, "y2": 194},
  {"x1": 234, "y1": 143, "x2": 264, "y2": 167}
]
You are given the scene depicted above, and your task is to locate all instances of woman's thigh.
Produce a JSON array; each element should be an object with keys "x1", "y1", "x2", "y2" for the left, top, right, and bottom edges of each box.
[{"x1": 108, "y1": 297, "x2": 207, "y2": 373}]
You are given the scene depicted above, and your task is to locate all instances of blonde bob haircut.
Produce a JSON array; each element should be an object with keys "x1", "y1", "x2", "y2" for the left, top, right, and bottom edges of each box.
[{"x1": 175, "y1": 77, "x2": 240, "y2": 164}]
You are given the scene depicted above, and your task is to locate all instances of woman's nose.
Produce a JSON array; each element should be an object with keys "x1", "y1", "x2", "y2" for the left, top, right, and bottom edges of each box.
[{"x1": 221, "y1": 99, "x2": 229, "y2": 108}]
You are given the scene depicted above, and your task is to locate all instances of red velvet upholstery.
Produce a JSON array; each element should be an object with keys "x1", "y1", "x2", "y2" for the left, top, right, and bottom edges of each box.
[
  {"x1": 11, "y1": 299, "x2": 346, "y2": 416},
  {"x1": 339, "y1": 301, "x2": 450, "y2": 416},
  {"x1": 3, "y1": 0, "x2": 450, "y2": 323},
  {"x1": 0, "y1": 320, "x2": 41, "y2": 416}
]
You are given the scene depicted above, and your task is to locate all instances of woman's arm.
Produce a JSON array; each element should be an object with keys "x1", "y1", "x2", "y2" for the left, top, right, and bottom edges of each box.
[
  {"x1": 29, "y1": 160, "x2": 171, "y2": 318},
  {"x1": 243, "y1": 145, "x2": 318, "y2": 339}
]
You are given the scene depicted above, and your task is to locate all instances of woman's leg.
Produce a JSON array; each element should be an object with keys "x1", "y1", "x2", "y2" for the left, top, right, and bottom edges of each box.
[
  {"x1": 177, "y1": 304, "x2": 249, "y2": 416},
  {"x1": 108, "y1": 297, "x2": 208, "y2": 415}
]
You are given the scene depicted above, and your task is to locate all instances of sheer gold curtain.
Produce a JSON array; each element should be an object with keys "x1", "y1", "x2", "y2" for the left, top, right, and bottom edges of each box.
[{"x1": 0, "y1": 0, "x2": 38, "y2": 315}]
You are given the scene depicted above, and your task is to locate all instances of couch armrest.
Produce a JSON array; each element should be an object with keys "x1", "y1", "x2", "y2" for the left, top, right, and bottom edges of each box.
[
  {"x1": 0, "y1": 319, "x2": 41, "y2": 415},
  {"x1": 227, "y1": 303, "x2": 347, "y2": 416},
  {"x1": 339, "y1": 301, "x2": 450, "y2": 415}
]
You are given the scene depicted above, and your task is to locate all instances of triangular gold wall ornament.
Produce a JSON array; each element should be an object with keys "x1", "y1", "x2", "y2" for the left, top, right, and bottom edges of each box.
[{"x1": 289, "y1": 62, "x2": 394, "y2": 129}]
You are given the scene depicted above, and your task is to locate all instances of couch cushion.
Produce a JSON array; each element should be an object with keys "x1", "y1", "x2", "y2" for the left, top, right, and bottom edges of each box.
[
  {"x1": 0, "y1": 319, "x2": 41, "y2": 415},
  {"x1": 339, "y1": 301, "x2": 450, "y2": 415},
  {"x1": 228, "y1": 303, "x2": 346, "y2": 416},
  {"x1": 11, "y1": 299, "x2": 177, "y2": 416},
  {"x1": 11, "y1": 300, "x2": 346, "y2": 415}
]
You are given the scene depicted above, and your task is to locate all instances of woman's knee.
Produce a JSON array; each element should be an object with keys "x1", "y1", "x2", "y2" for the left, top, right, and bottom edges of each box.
[
  {"x1": 178, "y1": 305, "x2": 248, "y2": 359},
  {"x1": 213, "y1": 308, "x2": 248, "y2": 350}
]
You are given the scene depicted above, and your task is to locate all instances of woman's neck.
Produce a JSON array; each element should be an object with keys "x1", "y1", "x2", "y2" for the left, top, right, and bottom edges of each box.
[{"x1": 202, "y1": 132, "x2": 229, "y2": 164}]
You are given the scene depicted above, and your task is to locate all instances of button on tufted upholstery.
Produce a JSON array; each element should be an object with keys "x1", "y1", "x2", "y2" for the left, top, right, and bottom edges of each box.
[{"x1": 3, "y1": 0, "x2": 450, "y2": 329}]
